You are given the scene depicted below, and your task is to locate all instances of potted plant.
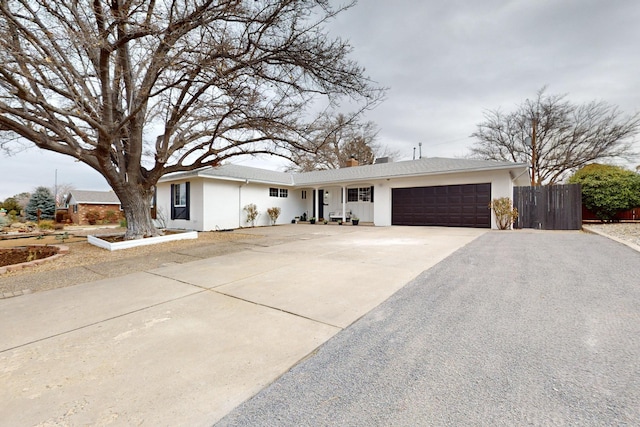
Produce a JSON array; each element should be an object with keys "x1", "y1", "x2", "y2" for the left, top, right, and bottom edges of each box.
[
  {"x1": 309, "y1": 217, "x2": 316, "y2": 224},
  {"x1": 352, "y1": 215, "x2": 359, "y2": 225},
  {"x1": 338, "y1": 219, "x2": 343, "y2": 225}
]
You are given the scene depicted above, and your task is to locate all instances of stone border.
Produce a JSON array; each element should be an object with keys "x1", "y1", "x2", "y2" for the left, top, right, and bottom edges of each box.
[{"x1": 0, "y1": 244, "x2": 69, "y2": 277}]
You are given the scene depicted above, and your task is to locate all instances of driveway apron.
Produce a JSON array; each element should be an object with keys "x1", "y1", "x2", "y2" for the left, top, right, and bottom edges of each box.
[
  {"x1": 0, "y1": 225, "x2": 484, "y2": 426},
  {"x1": 217, "y1": 230, "x2": 640, "y2": 426}
]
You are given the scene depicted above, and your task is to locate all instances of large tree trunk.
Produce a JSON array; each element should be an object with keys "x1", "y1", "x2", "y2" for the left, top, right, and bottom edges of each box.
[{"x1": 114, "y1": 185, "x2": 160, "y2": 240}]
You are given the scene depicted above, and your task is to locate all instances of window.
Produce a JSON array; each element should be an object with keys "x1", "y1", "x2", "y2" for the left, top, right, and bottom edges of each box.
[
  {"x1": 348, "y1": 187, "x2": 374, "y2": 202},
  {"x1": 301, "y1": 190, "x2": 307, "y2": 200},
  {"x1": 359, "y1": 187, "x2": 371, "y2": 202},
  {"x1": 270, "y1": 187, "x2": 288, "y2": 197},
  {"x1": 174, "y1": 183, "x2": 187, "y2": 207},
  {"x1": 171, "y1": 182, "x2": 190, "y2": 220}
]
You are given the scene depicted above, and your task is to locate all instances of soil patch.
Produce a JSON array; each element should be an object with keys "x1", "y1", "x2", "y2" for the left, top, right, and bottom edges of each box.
[{"x1": 0, "y1": 246, "x2": 59, "y2": 267}]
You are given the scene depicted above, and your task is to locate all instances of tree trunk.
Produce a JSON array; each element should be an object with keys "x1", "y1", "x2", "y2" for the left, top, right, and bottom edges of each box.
[{"x1": 115, "y1": 185, "x2": 160, "y2": 240}]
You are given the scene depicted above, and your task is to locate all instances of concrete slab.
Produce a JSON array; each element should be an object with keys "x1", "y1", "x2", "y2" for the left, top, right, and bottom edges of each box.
[
  {"x1": 0, "y1": 225, "x2": 486, "y2": 426},
  {"x1": 0, "y1": 272, "x2": 199, "y2": 351},
  {"x1": 0, "y1": 291, "x2": 339, "y2": 427},
  {"x1": 149, "y1": 250, "x2": 298, "y2": 289}
]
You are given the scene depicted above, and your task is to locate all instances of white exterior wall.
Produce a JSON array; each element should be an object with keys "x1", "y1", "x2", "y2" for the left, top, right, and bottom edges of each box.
[
  {"x1": 237, "y1": 184, "x2": 301, "y2": 228},
  {"x1": 157, "y1": 167, "x2": 518, "y2": 231},
  {"x1": 157, "y1": 179, "x2": 306, "y2": 231},
  {"x1": 316, "y1": 185, "x2": 374, "y2": 222},
  {"x1": 373, "y1": 170, "x2": 516, "y2": 229}
]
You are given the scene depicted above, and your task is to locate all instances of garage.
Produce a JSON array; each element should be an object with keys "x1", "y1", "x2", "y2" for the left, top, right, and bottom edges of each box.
[{"x1": 392, "y1": 183, "x2": 491, "y2": 228}]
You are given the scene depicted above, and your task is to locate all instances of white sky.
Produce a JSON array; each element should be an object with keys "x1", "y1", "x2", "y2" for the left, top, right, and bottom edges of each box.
[{"x1": 1, "y1": 0, "x2": 639, "y2": 200}]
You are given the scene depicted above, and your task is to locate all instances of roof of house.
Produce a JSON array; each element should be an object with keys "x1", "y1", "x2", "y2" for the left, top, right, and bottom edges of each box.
[
  {"x1": 66, "y1": 190, "x2": 121, "y2": 205},
  {"x1": 160, "y1": 157, "x2": 529, "y2": 187}
]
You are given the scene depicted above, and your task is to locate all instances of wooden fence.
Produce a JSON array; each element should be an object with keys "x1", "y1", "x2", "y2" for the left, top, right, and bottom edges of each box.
[{"x1": 513, "y1": 184, "x2": 582, "y2": 230}]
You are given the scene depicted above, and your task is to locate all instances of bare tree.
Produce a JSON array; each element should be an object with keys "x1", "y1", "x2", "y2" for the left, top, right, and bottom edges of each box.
[
  {"x1": 470, "y1": 88, "x2": 640, "y2": 185},
  {"x1": 288, "y1": 113, "x2": 396, "y2": 171},
  {"x1": 0, "y1": 0, "x2": 383, "y2": 239}
]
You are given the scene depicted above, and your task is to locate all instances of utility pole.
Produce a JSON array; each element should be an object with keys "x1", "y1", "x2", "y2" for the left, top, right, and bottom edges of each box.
[{"x1": 530, "y1": 118, "x2": 537, "y2": 186}]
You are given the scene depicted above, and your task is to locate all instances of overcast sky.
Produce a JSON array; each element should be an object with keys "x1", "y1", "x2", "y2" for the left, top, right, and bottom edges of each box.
[{"x1": 1, "y1": 0, "x2": 639, "y2": 200}]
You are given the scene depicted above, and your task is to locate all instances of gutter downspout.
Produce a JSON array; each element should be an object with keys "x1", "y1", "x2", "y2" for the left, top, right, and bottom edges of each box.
[{"x1": 239, "y1": 179, "x2": 249, "y2": 228}]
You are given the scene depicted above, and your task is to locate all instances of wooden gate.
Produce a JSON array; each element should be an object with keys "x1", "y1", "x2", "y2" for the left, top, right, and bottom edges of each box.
[{"x1": 513, "y1": 184, "x2": 582, "y2": 230}]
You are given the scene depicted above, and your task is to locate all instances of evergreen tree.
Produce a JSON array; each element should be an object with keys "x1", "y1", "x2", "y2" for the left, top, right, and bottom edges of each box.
[{"x1": 25, "y1": 187, "x2": 56, "y2": 221}]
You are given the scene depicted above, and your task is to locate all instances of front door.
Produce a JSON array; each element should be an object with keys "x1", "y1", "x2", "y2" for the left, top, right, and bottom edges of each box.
[{"x1": 313, "y1": 189, "x2": 326, "y2": 219}]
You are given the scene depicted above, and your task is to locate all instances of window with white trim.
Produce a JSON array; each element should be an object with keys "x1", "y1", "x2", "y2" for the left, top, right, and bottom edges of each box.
[
  {"x1": 279, "y1": 189, "x2": 288, "y2": 198},
  {"x1": 269, "y1": 188, "x2": 279, "y2": 197},
  {"x1": 348, "y1": 187, "x2": 373, "y2": 202}
]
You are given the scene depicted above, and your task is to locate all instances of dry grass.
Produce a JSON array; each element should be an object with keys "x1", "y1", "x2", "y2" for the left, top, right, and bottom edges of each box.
[{"x1": 0, "y1": 229, "x2": 259, "y2": 279}]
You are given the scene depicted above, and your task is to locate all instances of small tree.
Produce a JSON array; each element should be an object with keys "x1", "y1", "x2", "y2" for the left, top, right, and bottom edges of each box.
[
  {"x1": 2, "y1": 197, "x2": 22, "y2": 213},
  {"x1": 569, "y1": 164, "x2": 640, "y2": 221},
  {"x1": 267, "y1": 207, "x2": 282, "y2": 225},
  {"x1": 243, "y1": 204, "x2": 259, "y2": 227},
  {"x1": 25, "y1": 187, "x2": 56, "y2": 221},
  {"x1": 489, "y1": 197, "x2": 518, "y2": 230}
]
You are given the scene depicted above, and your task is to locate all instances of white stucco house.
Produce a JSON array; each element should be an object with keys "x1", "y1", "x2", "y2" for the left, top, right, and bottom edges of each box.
[{"x1": 155, "y1": 157, "x2": 529, "y2": 231}]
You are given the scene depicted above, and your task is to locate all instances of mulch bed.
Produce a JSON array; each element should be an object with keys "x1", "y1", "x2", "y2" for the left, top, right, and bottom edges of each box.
[{"x1": 0, "y1": 246, "x2": 59, "y2": 268}]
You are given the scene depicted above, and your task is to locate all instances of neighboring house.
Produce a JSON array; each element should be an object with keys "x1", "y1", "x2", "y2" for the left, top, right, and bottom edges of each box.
[
  {"x1": 156, "y1": 157, "x2": 529, "y2": 231},
  {"x1": 64, "y1": 190, "x2": 123, "y2": 225}
]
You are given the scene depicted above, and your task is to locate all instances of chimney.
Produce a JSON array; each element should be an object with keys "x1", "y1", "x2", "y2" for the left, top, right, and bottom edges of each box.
[{"x1": 345, "y1": 155, "x2": 359, "y2": 168}]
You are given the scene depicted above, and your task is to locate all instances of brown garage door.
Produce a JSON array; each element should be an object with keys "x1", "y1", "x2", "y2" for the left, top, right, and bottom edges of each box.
[{"x1": 392, "y1": 183, "x2": 491, "y2": 228}]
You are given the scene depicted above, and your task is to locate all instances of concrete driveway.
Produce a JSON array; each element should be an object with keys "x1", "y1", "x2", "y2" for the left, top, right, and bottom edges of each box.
[
  {"x1": 0, "y1": 225, "x2": 485, "y2": 426},
  {"x1": 217, "y1": 230, "x2": 640, "y2": 426}
]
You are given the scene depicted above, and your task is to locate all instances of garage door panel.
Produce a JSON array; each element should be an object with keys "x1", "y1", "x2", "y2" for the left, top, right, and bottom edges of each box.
[{"x1": 392, "y1": 183, "x2": 491, "y2": 228}]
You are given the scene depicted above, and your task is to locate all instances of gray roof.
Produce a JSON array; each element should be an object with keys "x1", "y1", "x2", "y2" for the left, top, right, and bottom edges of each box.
[
  {"x1": 67, "y1": 190, "x2": 121, "y2": 205},
  {"x1": 292, "y1": 157, "x2": 528, "y2": 185},
  {"x1": 198, "y1": 164, "x2": 294, "y2": 185},
  {"x1": 160, "y1": 157, "x2": 529, "y2": 187}
]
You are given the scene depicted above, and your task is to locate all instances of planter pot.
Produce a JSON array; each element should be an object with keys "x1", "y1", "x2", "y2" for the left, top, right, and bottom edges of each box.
[
  {"x1": 88, "y1": 230, "x2": 198, "y2": 251},
  {"x1": 352, "y1": 219, "x2": 359, "y2": 225},
  {"x1": 310, "y1": 220, "x2": 316, "y2": 224}
]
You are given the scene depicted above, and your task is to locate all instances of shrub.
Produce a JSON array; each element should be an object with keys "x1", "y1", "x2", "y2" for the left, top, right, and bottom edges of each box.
[
  {"x1": 489, "y1": 197, "x2": 518, "y2": 230},
  {"x1": 266, "y1": 207, "x2": 281, "y2": 225},
  {"x1": 569, "y1": 164, "x2": 640, "y2": 221},
  {"x1": 85, "y1": 210, "x2": 101, "y2": 225},
  {"x1": 38, "y1": 219, "x2": 55, "y2": 230},
  {"x1": 104, "y1": 210, "x2": 119, "y2": 223},
  {"x1": 243, "y1": 203, "x2": 259, "y2": 226}
]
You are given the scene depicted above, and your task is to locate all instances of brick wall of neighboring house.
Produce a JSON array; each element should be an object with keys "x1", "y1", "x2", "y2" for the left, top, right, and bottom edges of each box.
[{"x1": 67, "y1": 204, "x2": 123, "y2": 225}]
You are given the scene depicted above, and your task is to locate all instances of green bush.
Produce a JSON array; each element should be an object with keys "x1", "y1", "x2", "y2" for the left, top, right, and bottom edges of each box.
[{"x1": 569, "y1": 164, "x2": 640, "y2": 221}]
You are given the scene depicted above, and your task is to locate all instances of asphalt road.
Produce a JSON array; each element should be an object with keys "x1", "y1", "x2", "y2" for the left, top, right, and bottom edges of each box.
[{"x1": 216, "y1": 230, "x2": 640, "y2": 426}]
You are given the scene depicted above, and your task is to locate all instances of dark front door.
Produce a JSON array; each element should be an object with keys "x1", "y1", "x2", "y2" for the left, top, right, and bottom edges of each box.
[
  {"x1": 313, "y1": 189, "x2": 326, "y2": 219},
  {"x1": 392, "y1": 183, "x2": 491, "y2": 228}
]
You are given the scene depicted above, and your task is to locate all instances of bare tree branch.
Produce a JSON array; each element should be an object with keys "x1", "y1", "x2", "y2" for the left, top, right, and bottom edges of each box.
[
  {"x1": 470, "y1": 87, "x2": 639, "y2": 185},
  {"x1": 0, "y1": 0, "x2": 384, "y2": 238}
]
